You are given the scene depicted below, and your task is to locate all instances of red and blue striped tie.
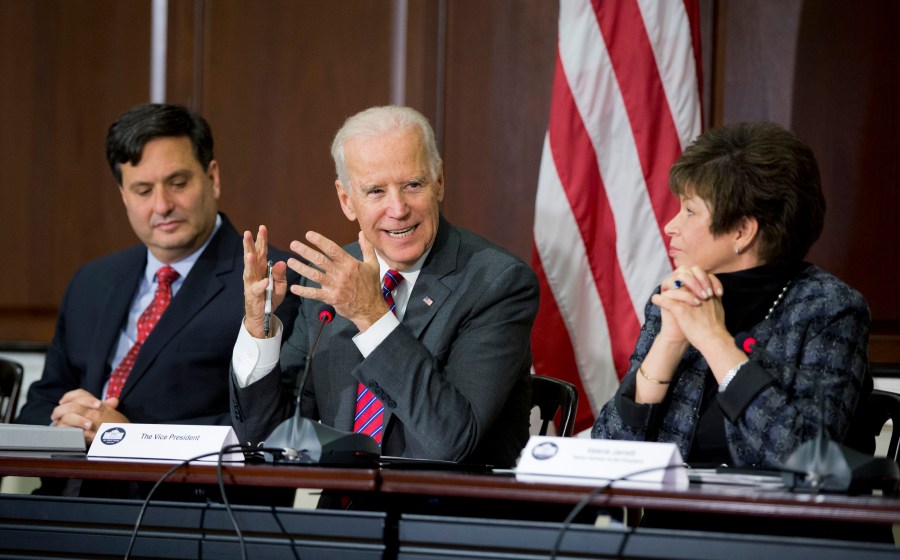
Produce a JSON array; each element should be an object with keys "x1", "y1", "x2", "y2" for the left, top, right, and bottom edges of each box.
[{"x1": 353, "y1": 269, "x2": 403, "y2": 444}]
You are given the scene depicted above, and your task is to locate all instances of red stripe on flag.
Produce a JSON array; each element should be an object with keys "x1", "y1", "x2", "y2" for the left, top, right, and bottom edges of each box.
[
  {"x1": 532, "y1": 0, "x2": 701, "y2": 430},
  {"x1": 591, "y1": 0, "x2": 682, "y2": 243},
  {"x1": 530, "y1": 244, "x2": 595, "y2": 432},
  {"x1": 547, "y1": 49, "x2": 640, "y2": 379}
]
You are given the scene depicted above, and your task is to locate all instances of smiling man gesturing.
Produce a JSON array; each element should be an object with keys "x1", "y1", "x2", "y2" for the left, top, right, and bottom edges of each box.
[{"x1": 231, "y1": 106, "x2": 539, "y2": 468}]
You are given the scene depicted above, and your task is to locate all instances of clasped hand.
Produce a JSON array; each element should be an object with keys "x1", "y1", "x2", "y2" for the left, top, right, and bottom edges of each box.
[
  {"x1": 652, "y1": 265, "x2": 728, "y2": 346},
  {"x1": 50, "y1": 389, "x2": 127, "y2": 444}
]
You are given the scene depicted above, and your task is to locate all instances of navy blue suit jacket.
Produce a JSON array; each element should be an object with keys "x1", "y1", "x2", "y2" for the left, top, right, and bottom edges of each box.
[{"x1": 18, "y1": 214, "x2": 299, "y2": 427}]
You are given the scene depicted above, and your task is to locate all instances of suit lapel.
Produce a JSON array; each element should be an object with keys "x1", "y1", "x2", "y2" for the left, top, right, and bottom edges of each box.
[
  {"x1": 402, "y1": 219, "x2": 458, "y2": 339},
  {"x1": 321, "y1": 218, "x2": 459, "y2": 435},
  {"x1": 382, "y1": 217, "x2": 458, "y2": 430},
  {"x1": 119, "y1": 216, "x2": 239, "y2": 400},
  {"x1": 85, "y1": 248, "x2": 145, "y2": 395}
]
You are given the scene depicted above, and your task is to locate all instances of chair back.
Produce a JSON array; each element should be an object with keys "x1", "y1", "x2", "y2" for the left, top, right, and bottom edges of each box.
[
  {"x1": 862, "y1": 389, "x2": 900, "y2": 463},
  {"x1": 870, "y1": 363, "x2": 900, "y2": 379},
  {"x1": 531, "y1": 375, "x2": 578, "y2": 437},
  {"x1": 0, "y1": 358, "x2": 24, "y2": 423}
]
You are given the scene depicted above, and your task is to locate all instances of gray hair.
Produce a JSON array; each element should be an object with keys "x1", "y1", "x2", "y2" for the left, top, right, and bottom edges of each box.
[{"x1": 330, "y1": 105, "x2": 442, "y2": 190}]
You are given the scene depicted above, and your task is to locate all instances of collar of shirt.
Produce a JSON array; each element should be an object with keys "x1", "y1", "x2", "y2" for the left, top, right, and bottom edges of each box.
[
  {"x1": 376, "y1": 244, "x2": 432, "y2": 322},
  {"x1": 106, "y1": 214, "x2": 223, "y2": 392},
  {"x1": 143, "y1": 214, "x2": 222, "y2": 297}
]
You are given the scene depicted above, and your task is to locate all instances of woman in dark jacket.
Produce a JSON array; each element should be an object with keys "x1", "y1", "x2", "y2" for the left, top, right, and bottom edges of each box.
[
  {"x1": 592, "y1": 122, "x2": 878, "y2": 540},
  {"x1": 593, "y1": 121, "x2": 870, "y2": 467}
]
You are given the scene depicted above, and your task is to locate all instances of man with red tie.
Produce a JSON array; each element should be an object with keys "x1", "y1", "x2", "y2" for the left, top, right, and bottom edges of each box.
[
  {"x1": 17, "y1": 104, "x2": 299, "y2": 447},
  {"x1": 231, "y1": 106, "x2": 539, "y2": 468}
]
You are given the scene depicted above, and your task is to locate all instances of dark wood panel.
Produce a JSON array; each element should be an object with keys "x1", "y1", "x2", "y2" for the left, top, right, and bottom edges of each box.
[
  {"x1": 0, "y1": 455, "x2": 377, "y2": 490},
  {"x1": 195, "y1": 0, "x2": 393, "y2": 253},
  {"x1": 439, "y1": 0, "x2": 558, "y2": 262},
  {"x1": 715, "y1": 0, "x2": 900, "y2": 356},
  {"x1": 404, "y1": 0, "x2": 442, "y2": 124},
  {"x1": 0, "y1": 0, "x2": 153, "y2": 342},
  {"x1": 790, "y1": 0, "x2": 900, "y2": 326},
  {"x1": 3, "y1": 456, "x2": 900, "y2": 527},
  {"x1": 165, "y1": 0, "x2": 201, "y2": 108}
]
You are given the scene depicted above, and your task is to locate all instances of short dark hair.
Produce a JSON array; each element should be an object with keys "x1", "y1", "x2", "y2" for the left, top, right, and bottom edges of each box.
[
  {"x1": 669, "y1": 121, "x2": 825, "y2": 266},
  {"x1": 105, "y1": 103, "x2": 214, "y2": 185}
]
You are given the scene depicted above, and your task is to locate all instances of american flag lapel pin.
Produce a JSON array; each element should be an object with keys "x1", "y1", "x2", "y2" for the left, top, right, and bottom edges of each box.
[{"x1": 423, "y1": 296, "x2": 433, "y2": 306}]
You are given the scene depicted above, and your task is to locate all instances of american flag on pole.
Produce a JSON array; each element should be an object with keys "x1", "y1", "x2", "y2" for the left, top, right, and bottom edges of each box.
[{"x1": 532, "y1": 0, "x2": 703, "y2": 433}]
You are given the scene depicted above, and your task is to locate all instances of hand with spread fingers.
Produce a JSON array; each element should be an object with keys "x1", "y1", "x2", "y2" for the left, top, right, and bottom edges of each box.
[
  {"x1": 243, "y1": 225, "x2": 289, "y2": 338},
  {"x1": 287, "y1": 230, "x2": 387, "y2": 332},
  {"x1": 51, "y1": 388, "x2": 128, "y2": 444}
]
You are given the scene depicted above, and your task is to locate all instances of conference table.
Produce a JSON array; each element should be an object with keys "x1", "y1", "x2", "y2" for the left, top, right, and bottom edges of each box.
[{"x1": 2, "y1": 454, "x2": 900, "y2": 559}]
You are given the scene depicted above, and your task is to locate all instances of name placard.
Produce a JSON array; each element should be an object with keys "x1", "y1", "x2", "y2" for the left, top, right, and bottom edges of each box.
[
  {"x1": 87, "y1": 423, "x2": 243, "y2": 463},
  {"x1": 515, "y1": 436, "x2": 688, "y2": 488}
]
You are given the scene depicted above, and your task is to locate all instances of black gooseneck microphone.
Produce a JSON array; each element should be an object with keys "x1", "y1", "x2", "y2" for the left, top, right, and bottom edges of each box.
[
  {"x1": 294, "y1": 304, "x2": 336, "y2": 404},
  {"x1": 733, "y1": 333, "x2": 899, "y2": 494},
  {"x1": 263, "y1": 304, "x2": 380, "y2": 466}
]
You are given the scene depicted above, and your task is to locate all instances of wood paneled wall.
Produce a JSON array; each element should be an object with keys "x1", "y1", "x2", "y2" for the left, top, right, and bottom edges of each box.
[
  {"x1": 0, "y1": 1, "x2": 151, "y2": 341},
  {"x1": 714, "y1": 0, "x2": 900, "y2": 359},
  {"x1": 0, "y1": 0, "x2": 897, "y2": 361}
]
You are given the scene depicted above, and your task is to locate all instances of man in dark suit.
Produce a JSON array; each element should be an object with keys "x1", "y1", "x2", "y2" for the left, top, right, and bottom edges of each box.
[
  {"x1": 231, "y1": 106, "x2": 538, "y2": 468},
  {"x1": 17, "y1": 104, "x2": 298, "y2": 446}
]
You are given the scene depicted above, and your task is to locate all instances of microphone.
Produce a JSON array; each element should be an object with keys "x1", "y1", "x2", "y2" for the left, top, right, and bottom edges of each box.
[
  {"x1": 263, "y1": 304, "x2": 380, "y2": 466},
  {"x1": 293, "y1": 304, "x2": 336, "y2": 403},
  {"x1": 734, "y1": 332, "x2": 758, "y2": 355},
  {"x1": 733, "y1": 333, "x2": 898, "y2": 494}
]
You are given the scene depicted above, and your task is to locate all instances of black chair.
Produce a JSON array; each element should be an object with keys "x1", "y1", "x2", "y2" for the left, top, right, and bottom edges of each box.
[
  {"x1": 853, "y1": 363, "x2": 900, "y2": 462},
  {"x1": 870, "y1": 362, "x2": 900, "y2": 379},
  {"x1": 0, "y1": 358, "x2": 24, "y2": 423},
  {"x1": 531, "y1": 375, "x2": 578, "y2": 437},
  {"x1": 864, "y1": 389, "x2": 900, "y2": 463}
]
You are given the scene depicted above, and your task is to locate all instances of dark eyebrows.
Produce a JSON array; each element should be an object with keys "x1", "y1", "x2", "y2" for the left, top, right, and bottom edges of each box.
[
  {"x1": 164, "y1": 169, "x2": 193, "y2": 183},
  {"x1": 125, "y1": 168, "x2": 194, "y2": 191}
]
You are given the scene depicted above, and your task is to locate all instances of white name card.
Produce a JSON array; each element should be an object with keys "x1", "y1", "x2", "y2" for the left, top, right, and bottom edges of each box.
[
  {"x1": 515, "y1": 435, "x2": 688, "y2": 489},
  {"x1": 87, "y1": 423, "x2": 243, "y2": 463}
]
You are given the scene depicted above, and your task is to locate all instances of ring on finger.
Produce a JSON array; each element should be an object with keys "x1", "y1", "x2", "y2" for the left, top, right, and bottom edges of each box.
[{"x1": 671, "y1": 280, "x2": 684, "y2": 289}]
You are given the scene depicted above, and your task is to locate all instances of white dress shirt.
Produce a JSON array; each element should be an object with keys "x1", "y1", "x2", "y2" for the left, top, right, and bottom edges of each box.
[{"x1": 104, "y1": 215, "x2": 222, "y2": 398}]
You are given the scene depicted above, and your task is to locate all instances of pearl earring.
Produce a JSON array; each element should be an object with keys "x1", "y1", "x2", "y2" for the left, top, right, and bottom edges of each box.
[{"x1": 734, "y1": 244, "x2": 741, "y2": 254}]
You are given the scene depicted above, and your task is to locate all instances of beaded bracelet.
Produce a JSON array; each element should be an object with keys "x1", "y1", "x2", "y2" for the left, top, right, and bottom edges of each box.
[
  {"x1": 638, "y1": 365, "x2": 670, "y2": 385},
  {"x1": 718, "y1": 359, "x2": 748, "y2": 393}
]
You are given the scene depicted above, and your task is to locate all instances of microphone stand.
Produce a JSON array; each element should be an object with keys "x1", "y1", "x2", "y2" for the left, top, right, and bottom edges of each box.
[
  {"x1": 735, "y1": 333, "x2": 900, "y2": 494},
  {"x1": 264, "y1": 305, "x2": 380, "y2": 466}
]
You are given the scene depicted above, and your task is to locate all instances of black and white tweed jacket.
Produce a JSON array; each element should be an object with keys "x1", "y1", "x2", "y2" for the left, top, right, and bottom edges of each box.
[{"x1": 592, "y1": 264, "x2": 871, "y2": 468}]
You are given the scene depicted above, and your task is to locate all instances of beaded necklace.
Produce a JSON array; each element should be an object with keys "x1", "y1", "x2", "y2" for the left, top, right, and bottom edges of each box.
[{"x1": 764, "y1": 280, "x2": 792, "y2": 320}]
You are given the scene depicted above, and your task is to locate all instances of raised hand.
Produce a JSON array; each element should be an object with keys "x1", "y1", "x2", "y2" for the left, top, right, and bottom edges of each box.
[
  {"x1": 243, "y1": 225, "x2": 288, "y2": 338},
  {"x1": 287, "y1": 231, "x2": 387, "y2": 332}
]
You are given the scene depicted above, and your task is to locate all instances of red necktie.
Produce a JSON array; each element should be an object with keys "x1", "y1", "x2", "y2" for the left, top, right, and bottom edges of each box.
[
  {"x1": 353, "y1": 269, "x2": 403, "y2": 444},
  {"x1": 106, "y1": 266, "x2": 180, "y2": 399}
]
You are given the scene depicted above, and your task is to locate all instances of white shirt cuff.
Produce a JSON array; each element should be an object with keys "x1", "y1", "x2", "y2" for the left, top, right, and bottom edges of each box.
[
  {"x1": 232, "y1": 316, "x2": 283, "y2": 388},
  {"x1": 352, "y1": 311, "x2": 399, "y2": 358}
]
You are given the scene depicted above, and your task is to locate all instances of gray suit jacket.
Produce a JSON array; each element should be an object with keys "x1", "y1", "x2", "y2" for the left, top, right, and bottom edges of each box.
[{"x1": 231, "y1": 217, "x2": 539, "y2": 467}]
